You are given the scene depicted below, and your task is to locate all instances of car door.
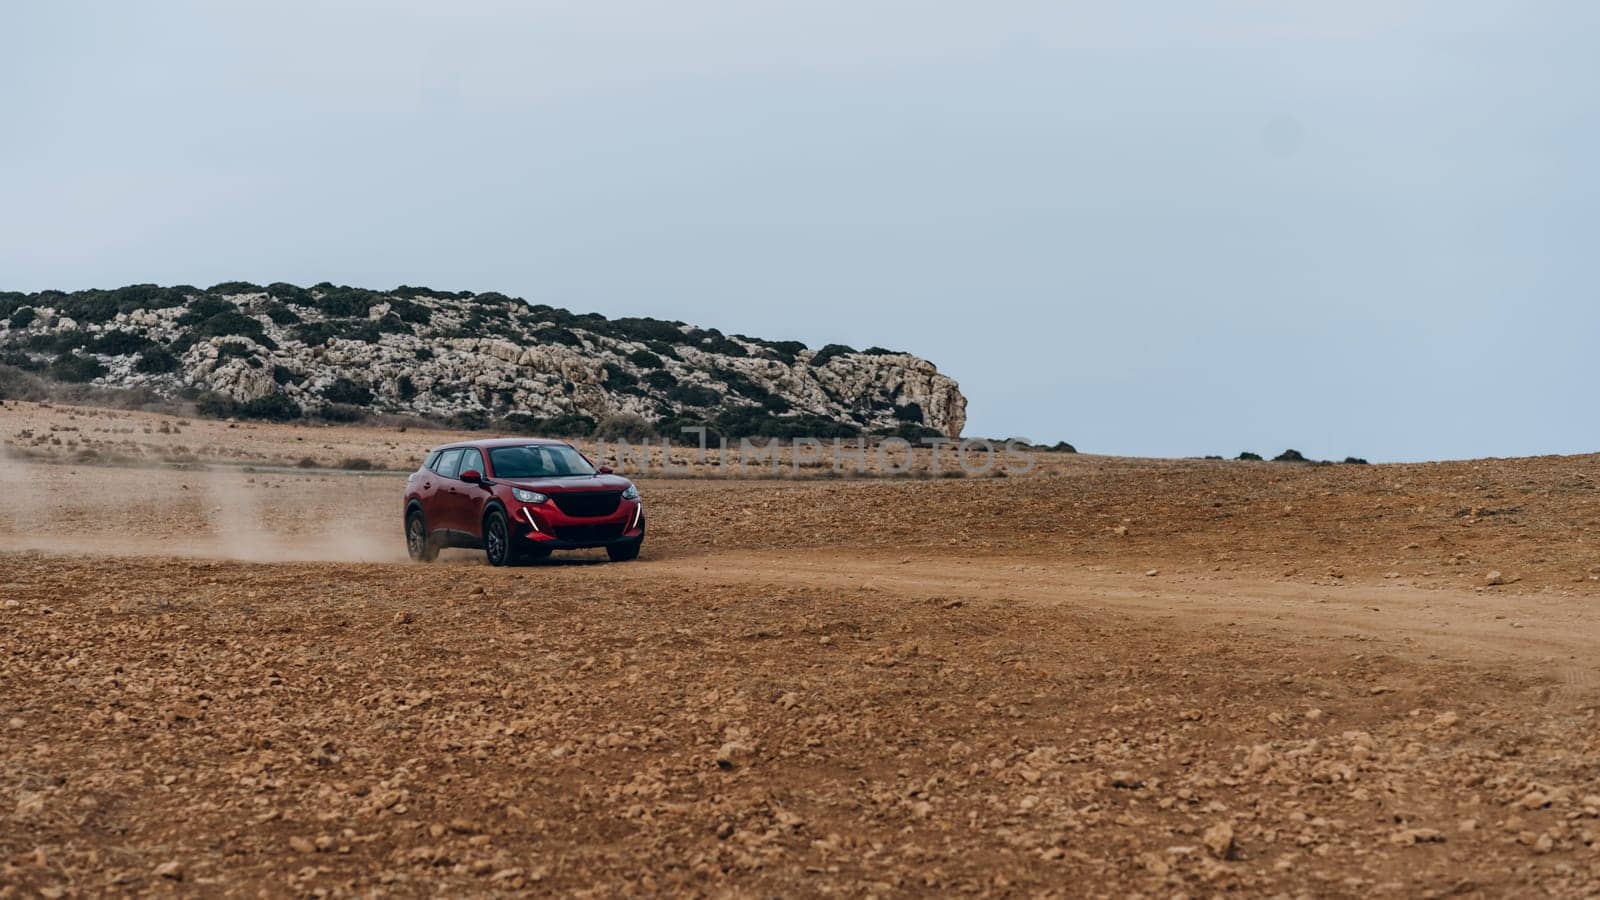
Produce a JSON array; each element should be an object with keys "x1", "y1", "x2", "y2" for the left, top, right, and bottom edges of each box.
[
  {"x1": 430, "y1": 448, "x2": 466, "y2": 535},
  {"x1": 454, "y1": 448, "x2": 488, "y2": 539}
]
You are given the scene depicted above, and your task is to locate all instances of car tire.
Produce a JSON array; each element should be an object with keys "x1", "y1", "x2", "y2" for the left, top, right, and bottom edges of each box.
[
  {"x1": 483, "y1": 509, "x2": 513, "y2": 567},
  {"x1": 606, "y1": 538, "x2": 642, "y2": 562},
  {"x1": 406, "y1": 509, "x2": 437, "y2": 563}
]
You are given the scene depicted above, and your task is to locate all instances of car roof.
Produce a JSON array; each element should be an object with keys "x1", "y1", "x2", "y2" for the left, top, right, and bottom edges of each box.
[{"x1": 429, "y1": 437, "x2": 573, "y2": 453}]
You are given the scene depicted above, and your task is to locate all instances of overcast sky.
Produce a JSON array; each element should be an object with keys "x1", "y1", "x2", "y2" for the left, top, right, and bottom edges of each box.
[{"x1": 4, "y1": 2, "x2": 1596, "y2": 460}]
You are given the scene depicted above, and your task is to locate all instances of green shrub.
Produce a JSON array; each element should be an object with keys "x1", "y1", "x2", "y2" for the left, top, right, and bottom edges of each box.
[
  {"x1": 239, "y1": 393, "x2": 301, "y2": 421},
  {"x1": 272, "y1": 365, "x2": 299, "y2": 385},
  {"x1": 48, "y1": 352, "x2": 106, "y2": 383},
  {"x1": 291, "y1": 321, "x2": 339, "y2": 346},
  {"x1": 321, "y1": 377, "x2": 373, "y2": 406},
  {"x1": 314, "y1": 286, "x2": 381, "y2": 318},
  {"x1": 207, "y1": 281, "x2": 265, "y2": 295},
  {"x1": 751, "y1": 338, "x2": 805, "y2": 364},
  {"x1": 545, "y1": 413, "x2": 597, "y2": 436},
  {"x1": 1237, "y1": 451, "x2": 1263, "y2": 461},
  {"x1": 267, "y1": 282, "x2": 311, "y2": 304},
  {"x1": 1273, "y1": 449, "x2": 1308, "y2": 463},
  {"x1": 450, "y1": 409, "x2": 489, "y2": 430},
  {"x1": 261, "y1": 301, "x2": 301, "y2": 325},
  {"x1": 374, "y1": 314, "x2": 412, "y2": 336},
  {"x1": 8, "y1": 306, "x2": 36, "y2": 328},
  {"x1": 91, "y1": 330, "x2": 157, "y2": 356},
  {"x1": 646, "y1": 340, "x2": 681, "y2": 361},
  {"x1": 810, "y1": 344, "x2": 855, "y2": 367},
  {"x1": 892, "y1": 402, "x2": 924, "y2": 423},
  {"x1": 696, "y1": 332, "x2": 747, "y2": 357},
  {"x1": 1, "y1": 350, "x2": 41, "y2": 372},
  {"x1": 871, "y1": 422, "x2": 940, "y2": 441},
  {"x1": 396, "y1": 374, "x2": 417, "y2": 400},
  {"x1": 195, "y1": 391, "x2": 239, "y2": 418},
  {"x1": 603, "y1": 362, "x2": 639, "y2": 389},
  {"x1": 666, "y1": 383, "x2": 721, "y2": 407},
  {"x1": 627, "y1": 348, "x2": 664, "y2": 369},
  {"x1": 184, "y1": 309, "x2": 276, "y2": 349},
  {"x1": 177, "y1": 296, "x2": 235, "y2": 325},
  {"x1": 0, "y1": 293, "x2": 27, "y2": 319},
  {"x1": 136, "y1": 347, "x2": 180, "y2": 374},
  {"x1": 1343, "y1": 456, "x2": 1370, "y2": 465},
  {"x1": 316, "y1": 403, "x2": 366, "y2": 423},
  {"x1": 538, "y1": 327, "x2": 585, "y2": 348},
  {"x1": 595, "y1": 412, "x2": 654, "y2": 440},
  {"x1": 386, "y1": 297, "x2": 432, "y2": 324},
  {"x1": 642, "y1": 370, "x2": 678, "y2": 390}
]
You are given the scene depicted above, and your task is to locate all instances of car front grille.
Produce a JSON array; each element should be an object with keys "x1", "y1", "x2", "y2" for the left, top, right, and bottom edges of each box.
[
  {"x1": 554, "y1": 523, "x2": 625, "y2": 544},
  {"x1": 550, "y1": 490, "x2": 622, "y2": 518}
]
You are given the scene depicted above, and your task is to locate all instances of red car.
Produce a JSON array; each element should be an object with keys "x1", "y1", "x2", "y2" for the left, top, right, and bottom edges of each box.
[{"x1": 404, "y1": 438, "x2": 644, "y2": 565}]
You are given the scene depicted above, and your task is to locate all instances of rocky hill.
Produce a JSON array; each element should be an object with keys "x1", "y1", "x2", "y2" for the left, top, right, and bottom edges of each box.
[{"x1": 0, "y1": 283, "x2": 965, "y2": 439}]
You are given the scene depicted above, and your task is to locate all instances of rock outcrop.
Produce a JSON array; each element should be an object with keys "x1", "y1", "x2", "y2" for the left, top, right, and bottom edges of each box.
[{"x1": 0, "y1": 283, "x2": 967, "y2": 437}]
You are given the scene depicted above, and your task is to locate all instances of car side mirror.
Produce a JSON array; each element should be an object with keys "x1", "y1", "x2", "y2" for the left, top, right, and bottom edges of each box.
[
  {"x1": 597, "y1": 465, "x2": 613, "y2": 475},
  {"x1": 459, "y1": 469, "x2": 483, "y2": 484}
]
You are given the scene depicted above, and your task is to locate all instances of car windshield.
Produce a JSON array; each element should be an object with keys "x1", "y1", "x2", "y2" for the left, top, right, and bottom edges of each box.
[{"x1": 488, "y1": 444, "x2": 597, "y2": 479}]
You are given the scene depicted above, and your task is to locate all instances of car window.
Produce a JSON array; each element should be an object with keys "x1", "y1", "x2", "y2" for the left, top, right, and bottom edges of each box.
[
  {"x1": 488, "y1": 444, "x2": 598, "y2": 478},
  {"x1": 433, "y1": 448, "x2": 464, "y2": 479},
  {"x1": 458, "y1": 448, "x2": 485, "y2": 478},
  {"x1": 423, "y1": 450, "x2": 440, "y2": 471}
]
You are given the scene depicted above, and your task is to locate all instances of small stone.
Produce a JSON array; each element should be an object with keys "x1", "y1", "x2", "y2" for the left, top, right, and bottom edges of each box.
[
  {"x1": 3, "y1": 599, "x2": 18, "y2": 609},
  {"x1": 1203, "y1": 821, "x2": 1235, "y2": 859},
  {"x1": 777, "y1": 692, "x2": 800, "y2": 709},
  {"x1": 1518, "y1": 791, "x2": 1550, "y2": 810},
  {"x1": 1390, "y1": 827, "x2": 1445, "y2": 846},
  {"x1": 1433, "y1": 711, "x2": 1460, "y2": 728},
  {"x1": 154, "y1": 860, "x2": 183, "y2": 880},
  {"x1": 467, "y1": 585, "x2": 486, "y2": 596},
  {"x1": 1485, "y1": 570, "x2": 1506, "y2": 586},
  {"x1": 1459, "y1": 818, "x2": 1478, "y2": 833},
  {"x1": 393, "y1": 611, "x2": 413, "y2": 625},
  {"x1": 1144, "y1": 569, "x2": 1159, "y2": 577},
  {"x1": 1244, "y1": 744, "x2": 1273, "y2": 776},
  {"x1": 1111, "y1": 771, "x2": 1144, "y2": 789},
  {"x1": 289, "y1": 836, "x2": 315, "y2": 854},
  {"x1": 1304, "y1": 708, "x2": 1324, "y2": 722},
  {"x1": 715, "y1": 741, "x2": 747, "y2": 770}
]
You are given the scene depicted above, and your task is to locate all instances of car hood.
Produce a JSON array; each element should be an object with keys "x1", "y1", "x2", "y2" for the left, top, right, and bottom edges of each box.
[{"x1": 499, "y1": 473, "x2": 633, "y2": 493}]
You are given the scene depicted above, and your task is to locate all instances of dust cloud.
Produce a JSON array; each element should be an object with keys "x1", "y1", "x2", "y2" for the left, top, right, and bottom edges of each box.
[{"x1": 0, "y1": 450, "x2": 407, "y2": 564}]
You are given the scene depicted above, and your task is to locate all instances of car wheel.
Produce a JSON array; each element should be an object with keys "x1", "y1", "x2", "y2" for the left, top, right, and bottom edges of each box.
[
  {"x1": 406, "y1": 509, "x2": 437, "y2": 562},
  {"x1": 606, "y1": 538, "x2": 642, "y2": 562},
  {"x1": 484, "y1": 509, "x2": 512, "y2": 567}
]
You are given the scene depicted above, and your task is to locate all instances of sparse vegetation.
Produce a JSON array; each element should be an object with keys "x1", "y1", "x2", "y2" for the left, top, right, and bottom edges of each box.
[
  {"x1": 0, "y1": 282, "x2": 961, "y2": 438},
  {"x1": 321, "y1": 377, "x2": 373, "y2": 406}
]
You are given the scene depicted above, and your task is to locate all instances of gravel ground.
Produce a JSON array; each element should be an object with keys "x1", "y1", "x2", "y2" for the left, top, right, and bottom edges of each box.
[{"x1": 3, "y1": 404, "x2": 1600, "y2": 896}]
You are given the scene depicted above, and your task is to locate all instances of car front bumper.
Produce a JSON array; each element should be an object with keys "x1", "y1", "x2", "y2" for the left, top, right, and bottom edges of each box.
[{"x1": 513, "y1": 500, "x2": 644, "y2": 549}]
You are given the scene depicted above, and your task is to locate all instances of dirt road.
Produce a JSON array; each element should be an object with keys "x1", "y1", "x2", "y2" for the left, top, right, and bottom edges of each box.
[{"x1": 4, "y1": 404, "x2": 1600, "y2": 896}]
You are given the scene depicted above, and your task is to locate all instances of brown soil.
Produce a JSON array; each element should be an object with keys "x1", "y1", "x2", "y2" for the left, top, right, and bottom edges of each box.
[{"x1": 3, "y1": 403, "x2": 1599, "y2": 896}]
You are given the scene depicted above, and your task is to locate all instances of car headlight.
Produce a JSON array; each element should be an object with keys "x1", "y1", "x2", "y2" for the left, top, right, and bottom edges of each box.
[
  {"x1": 622, "y1": 484, "x2": 640, "y2": 500},
  {"x1": 512, "y1": 488, "x2": 548, "y2": 504}
]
